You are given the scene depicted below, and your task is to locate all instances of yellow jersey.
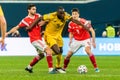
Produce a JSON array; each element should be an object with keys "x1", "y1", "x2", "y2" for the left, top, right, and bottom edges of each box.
[
  {"x1": 43, "y1": 12, "x2": 71, "y2": 36},
  {"x1": 0, "y1": 5, "x2": 4, "y2": 16}
]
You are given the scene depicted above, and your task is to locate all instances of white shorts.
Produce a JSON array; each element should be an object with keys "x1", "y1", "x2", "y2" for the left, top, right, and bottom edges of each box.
[
  {"x1": 69, "y1": 39, "x2": 91, "y2": 53},
  {"x1": 31, "y1": 38, "x2": 47, "y2": 54}
]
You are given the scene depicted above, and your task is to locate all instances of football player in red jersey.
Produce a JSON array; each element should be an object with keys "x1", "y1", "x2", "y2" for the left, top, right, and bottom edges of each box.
[
  {"x1": 63, "y1": 8, "x2": 100, "y2": 72},
  {"x1": 6, "y1": 4, "x2": 55, "y2": 73}
]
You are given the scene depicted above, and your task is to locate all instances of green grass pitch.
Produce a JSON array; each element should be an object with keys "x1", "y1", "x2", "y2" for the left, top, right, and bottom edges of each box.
[{"x1": 0, "y1": 56, "x2": 120, "y2": 80}]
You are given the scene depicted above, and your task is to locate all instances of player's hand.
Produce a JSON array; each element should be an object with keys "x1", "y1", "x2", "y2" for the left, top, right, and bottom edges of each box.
[
  {"x1": 5, "y1": 32, "x2": 9, "y2": 37},
  {"x1": 0, "y1": 38, "x2": 5, "y2": 48},
  {"x1": 25, "y1": 26, "x2": 30, "y2": 30},
  {"x1": 38, "y1": 21, "x2": 46, "y2": 26},
  {"x1": 25, "y1": 26, "x2": 32, "y2": 31},
  {"x1": 92, "y1": 42, "x2": 96, "y2": 48}
]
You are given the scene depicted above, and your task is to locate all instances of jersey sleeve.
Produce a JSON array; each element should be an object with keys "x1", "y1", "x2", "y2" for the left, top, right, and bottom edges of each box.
[
  {"x1": 65, "y1": 12, "x2": 71, "y2": 20},
  {"x1": 68, "y1": 21, "x2": 73, "y2": 32},
  {"x1": 80, "y1": 18, "x2": 92, "y2": 28},
  {"x1": 36, "y1": 13, "x2": 42, "y2": 17},
  {"x1": 43, "y1": 12, "x2": 54, "y2": 21},
  {"x1": 18, "y1": 19, "x2": 29, "y2": 28}
]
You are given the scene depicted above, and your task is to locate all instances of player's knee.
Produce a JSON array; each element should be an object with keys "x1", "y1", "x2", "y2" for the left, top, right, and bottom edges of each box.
[
  {"x1": 38, "y1": 53, "x2": 44, "y2": 59},
  {"x1": 51, "y1": 44, "x2": 61, "y2": 54},
  {"x1": 85, "y1": 47, "x2": 91, "y2": 54},
  {"x1": 0, "y1": 18, "x2": 6, "y2": 26},
  {"x1": 54, "y1": 49, "x2": 60, "y2": 54},
  {"x1": 45, "y1": 47, "x2": 52, "y2": 55},
  {"x1": 65, "y1": 51, "x2": 73, "y2": 59},
  {"x1": 59, "y1": 47, "x2": 63, "y2": 53}
]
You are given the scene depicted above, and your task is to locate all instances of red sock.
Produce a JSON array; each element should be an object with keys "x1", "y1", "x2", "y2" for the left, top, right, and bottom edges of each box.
[
  {"x1": 46, "y1": 55, "x2": 53, "y2": 68},
  {"x1": 30, "y1": 55, "x2": 40, "y2": 66},
  {"x1": 63, "y1": 58, "x2": 70, "y2": 69},
  {"x1": 89, "y1": 54, "x2": 97, "y2": 68}
]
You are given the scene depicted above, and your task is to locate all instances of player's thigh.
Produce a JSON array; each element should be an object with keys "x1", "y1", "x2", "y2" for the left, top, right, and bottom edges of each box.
[
  {"x1": 83, "y1": 39, "x2": 91, "y2": 47},
  {"x1": 83, "y1": 39, "x2": 92, "y2": 54},
  {"x1": 57, "y1": 37, "x2": 63, "y2": 47},
  {"x1": 32, "y1": 40, "x2": 47, "y2": 54},
  {"x1": 69, "y1": 40, "x2": 82, "y2": 53},
  {"x1": 45, "y1": 36, "x2": 57, "y2": 47}
]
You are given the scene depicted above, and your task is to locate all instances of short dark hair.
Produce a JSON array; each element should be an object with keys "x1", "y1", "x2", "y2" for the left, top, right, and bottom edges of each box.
[
  {"x1": 57, "y1": 6, "x2": 65, "y2": 11},
  {"x1": 27, "y1": 4, "x2": 36, "y2": 10},
  {"x1": 71, "y1": 8, "x2": 79, "y2": 13}
]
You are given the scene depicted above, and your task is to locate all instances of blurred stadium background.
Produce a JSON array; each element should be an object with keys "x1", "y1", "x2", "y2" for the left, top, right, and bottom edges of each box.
[
  {"x1": 0, "y1": 0, "x2": 120, "y2": 56},
  {"x1": 0, "y1": 0, "x2": 120, "y2": 37}
]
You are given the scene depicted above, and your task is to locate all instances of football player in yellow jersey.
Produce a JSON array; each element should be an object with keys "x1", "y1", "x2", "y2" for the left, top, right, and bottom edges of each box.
[
  {"x1": 42, "y1": 7, "x2": 71, "y2": 73},
  {"x1": 0, "y1": 5, "x2": 7, "y2": 47},
  {"x1": 27, "y1": 6, "x2": 85, "y2": 74}
]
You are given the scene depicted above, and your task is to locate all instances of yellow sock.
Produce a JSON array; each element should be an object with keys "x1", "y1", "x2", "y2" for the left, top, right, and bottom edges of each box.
[{"x1": 56, "y1": 53, "x2": 62, "y2": 68}]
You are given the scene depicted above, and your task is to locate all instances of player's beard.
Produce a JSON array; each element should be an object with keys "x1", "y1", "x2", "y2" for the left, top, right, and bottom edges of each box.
[
  {"x1": 57, "y1": 15, "x2": 64, "y2": 21},
  {"x1": 31, "y1": 13, "x2": 35, "y2": 16},
  {"x1": 30, "y1": 11, "x2": 36, "y2": 16}
]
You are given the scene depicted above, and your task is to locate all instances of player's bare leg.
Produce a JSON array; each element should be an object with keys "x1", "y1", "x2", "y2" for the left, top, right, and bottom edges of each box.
[
  {"x1": 56, "y1": 53, "x2": 62, "y2": 68},
  {"x1": 25, "y1": 53, "x2": 44, "y2": 73},
  {"x1": 51, "y1": 44, "x2": 66, "y2": 73},
  {"x1": 85, "y1": 46, "x2": 100, "y2": 72},
  {"x1": 55, "y1": 47, "x2": 63, "y2": 69}
]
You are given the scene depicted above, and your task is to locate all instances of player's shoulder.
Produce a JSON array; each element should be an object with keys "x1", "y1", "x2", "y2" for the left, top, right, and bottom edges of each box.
[
  {"x1": 69, "y1": 21, "x2": 73, "y2": 24},
  {"x1": 48, "y1": 12, "x2": 57, "y2": 18},
  {"x1": 64, "y1": 12, "x2": 71, "y2": 20},
  {"x1": 68, "y1": 21, "x2": 74, "y2": 27},
  {"x1": 79, "y1": 18, "x2": 86, "y2": 21},
  {"x1": 21, "y1": 16, "x2": 28, "y2": 21},
  {"x1": 23, "y1": 16, "x2": 30, "y2": 20},
  {"x1": 43, "y1": 12, "x2": 56, "y2": 19},
  {"x1": 50, "y1": 12, "x2": 57, "y2": 15},
  {"x1": 35, "y1": 13, "x2": 42, "y2": 17},
  {"x1": 79, "y1": 18, "x2": 88, "y2": 24},
  {"x1": 21, "y1": 15, "x2": 32, "y2": 23},
  {"x1": 65, "y1": 12, "x2": 70, "y2": 16}
]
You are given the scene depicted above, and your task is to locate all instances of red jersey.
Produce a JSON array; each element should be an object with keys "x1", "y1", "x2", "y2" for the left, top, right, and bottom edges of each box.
[
  {"x1": 18, "y1": 13, "x2": 42, "y2": 43},
  {"x1": 68, "y1": 18, "x2": 91, "y2": 41}
]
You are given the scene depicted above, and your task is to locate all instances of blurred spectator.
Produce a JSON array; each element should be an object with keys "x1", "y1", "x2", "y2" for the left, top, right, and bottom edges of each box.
[
  {"x1": 102, "y1": 24, "x2": 115, "y2": 38},
  {"x1": 117, "y1": 28, "x2": 120, "y2": 37}
]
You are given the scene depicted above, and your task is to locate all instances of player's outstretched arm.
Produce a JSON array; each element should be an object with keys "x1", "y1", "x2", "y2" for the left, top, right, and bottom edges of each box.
[
  {"x1": 68, "y1": 32, "x2": 73, "y2": 46},
  {"x1": 70, "y1": 18, "x2": 89, "y2": 30},
  {"x1": 26, "y1": 16, "x2": 43, "y2": 30},
  {"x1": 89, "y1": 27, "x2": 96, "y2": 48},
  {"x1": 6, "y1": 26, "x2": 19, "y2": 36}
]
